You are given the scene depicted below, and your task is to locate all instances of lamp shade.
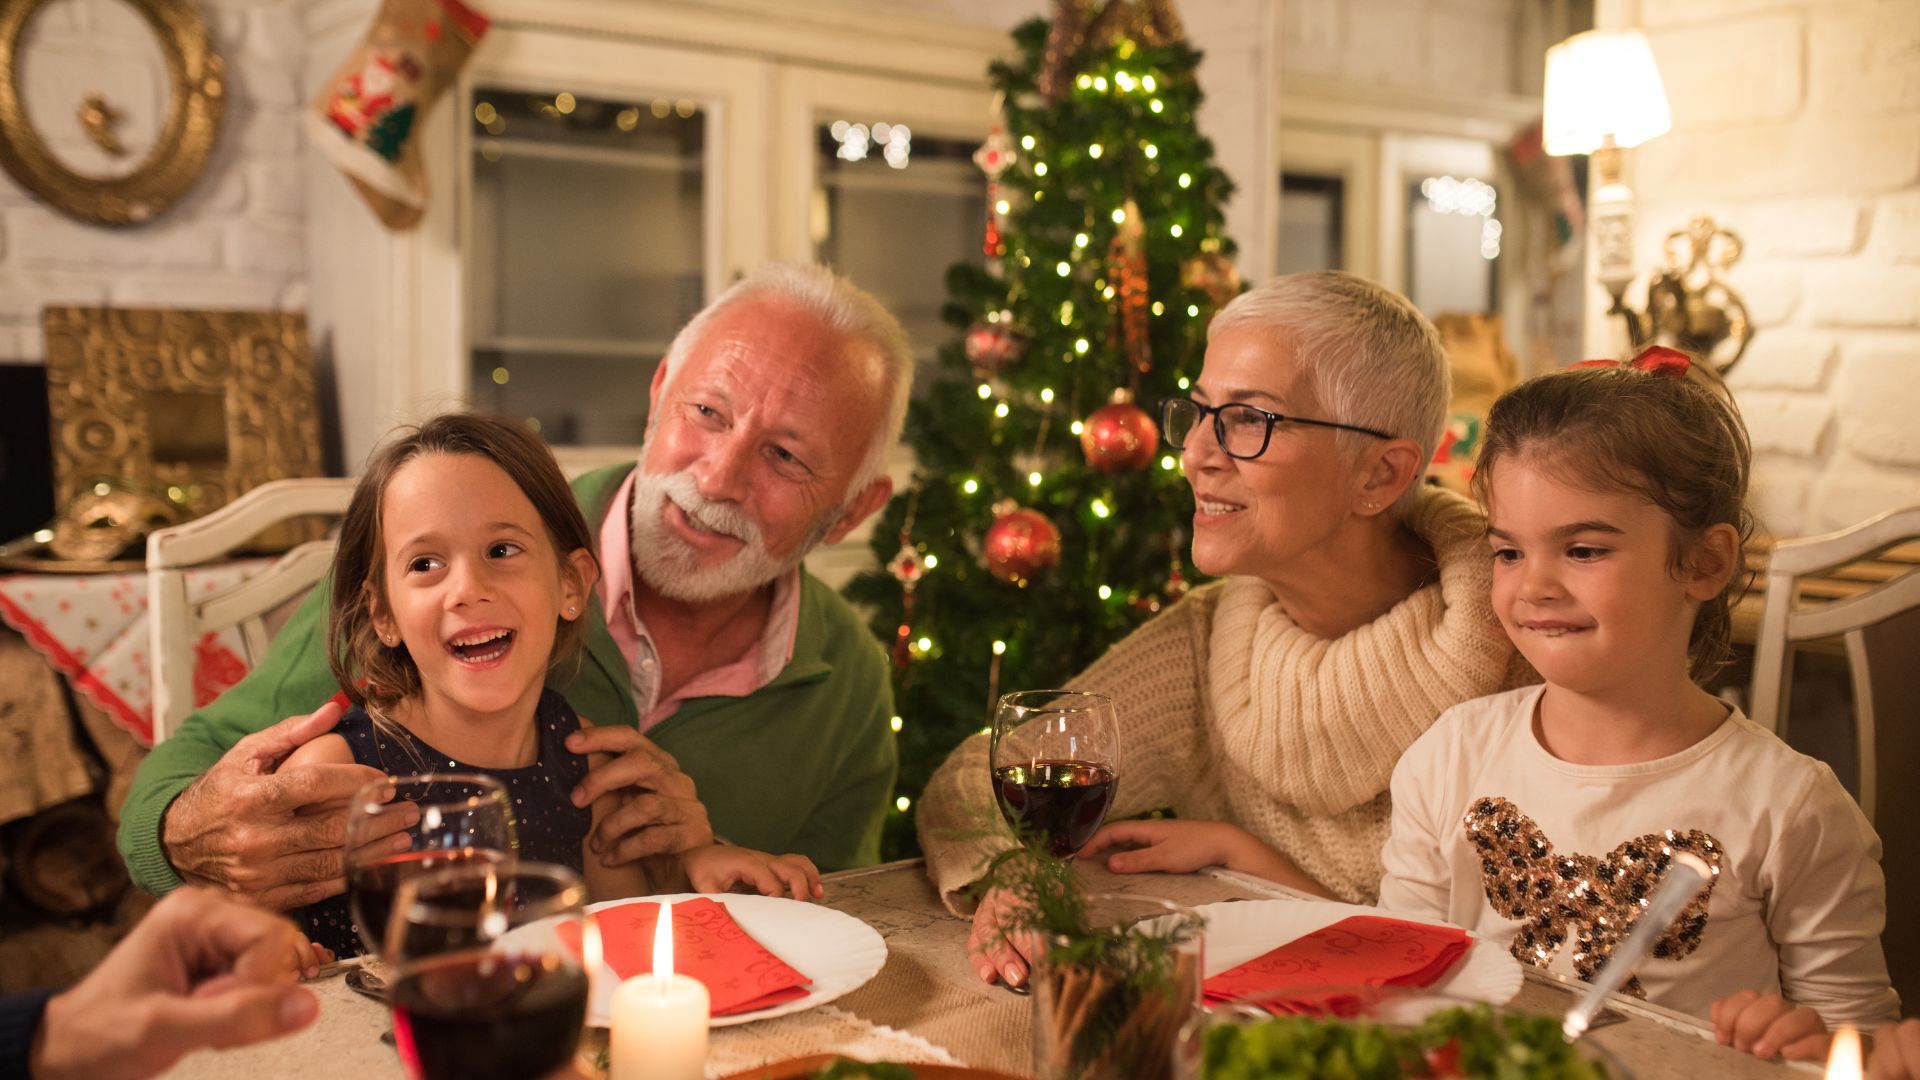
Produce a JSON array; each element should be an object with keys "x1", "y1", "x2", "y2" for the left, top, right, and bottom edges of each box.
[{"x1": 1542, "y1": 29, "x2": 1672, "y2": 156}]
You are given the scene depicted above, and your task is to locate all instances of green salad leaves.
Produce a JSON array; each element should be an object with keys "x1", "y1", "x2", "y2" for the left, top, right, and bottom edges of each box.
[{"x1": 1202, "y1": 1004, "x2": 1612, "y2": 1080}]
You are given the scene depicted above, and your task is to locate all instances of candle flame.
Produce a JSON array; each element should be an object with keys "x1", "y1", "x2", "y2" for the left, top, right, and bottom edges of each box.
[
  {"x1": 654, "y1": 901, "x2": 674, "y2": 982},
  {"x1": 1825, "y1": 1025, "x2": 1862, "y2": 1080},
  {"x1": 582, "y1": 915, "x2": 602, "y2": 976}
]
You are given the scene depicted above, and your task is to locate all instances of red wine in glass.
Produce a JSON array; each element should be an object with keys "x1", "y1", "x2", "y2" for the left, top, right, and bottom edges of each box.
[
  {"x1": 388, "y1": 862, "x2": 588, "y2": 1080},
  {"x1": 994, "y1": 759, "x2": 1118, "y2": 858},
  {"x1": 991, "y1": 690, "x2": 1121, "y2": 860},
  {"x1": 350, "y1": 847, "x2": 508, "y2": 956},
  {"x1": 391, "y1": 950, "x2": 588, "y2": 1080},
  {"x1": 345, "y1": 773, "x2": 516, "y2": 958}
]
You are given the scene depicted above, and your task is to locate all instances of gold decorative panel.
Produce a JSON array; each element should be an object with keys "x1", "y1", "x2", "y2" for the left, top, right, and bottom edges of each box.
[{"x1": 41, "y1": 307, "x2": 323, "y2": 534}]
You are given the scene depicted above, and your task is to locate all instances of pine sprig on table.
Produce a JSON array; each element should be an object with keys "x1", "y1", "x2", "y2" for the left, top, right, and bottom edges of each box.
[{"x1": 967, "y1": 833, "x2": 1202, "y2": 1080}]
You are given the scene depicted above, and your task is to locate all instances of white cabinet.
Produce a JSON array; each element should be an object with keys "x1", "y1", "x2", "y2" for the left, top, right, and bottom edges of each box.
[{"x1": 304, "y1": 0, "x2": 1004, "y2": 477}]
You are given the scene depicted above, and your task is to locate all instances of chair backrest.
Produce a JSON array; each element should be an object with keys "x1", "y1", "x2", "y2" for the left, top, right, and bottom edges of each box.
[
  {"x1": 1747, "y1": 505, "x2": 1920, "y2": 1013},
  {"x1": 146, "y1": 478, "x2": 357, "y2": 743},
  {"x1": 1749, "y1": 507, "x2": 1920, "y2": 815}
]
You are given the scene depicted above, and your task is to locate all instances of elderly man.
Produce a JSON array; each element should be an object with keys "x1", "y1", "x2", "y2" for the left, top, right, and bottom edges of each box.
[{"x1": 117, "y1": 263, "x2": 911, "y2": 907}]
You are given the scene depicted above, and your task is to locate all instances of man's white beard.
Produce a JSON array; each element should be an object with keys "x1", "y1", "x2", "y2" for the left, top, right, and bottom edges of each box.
[{"x1": 628, "y1": 466, "x2": 831, "y2": 603}]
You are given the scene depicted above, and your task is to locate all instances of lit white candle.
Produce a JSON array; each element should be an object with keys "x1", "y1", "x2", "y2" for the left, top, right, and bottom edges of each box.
[
  {"x1": 610, "y1": 902, "x2": 709, "y2": 1080},
  {"x1": 1824, "y1": 1025, "x2": 1862, "y2": 1080}
]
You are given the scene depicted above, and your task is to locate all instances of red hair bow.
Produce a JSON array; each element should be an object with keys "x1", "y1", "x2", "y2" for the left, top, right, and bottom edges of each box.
[{"x1": 1569, "y1": 345, "x2": 1692, "y2": 379}]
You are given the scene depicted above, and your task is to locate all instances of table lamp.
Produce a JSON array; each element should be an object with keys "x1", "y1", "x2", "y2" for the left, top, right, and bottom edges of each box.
[{"x1": 1542, "y1": 28, "x2": 1672, "y2": 312}]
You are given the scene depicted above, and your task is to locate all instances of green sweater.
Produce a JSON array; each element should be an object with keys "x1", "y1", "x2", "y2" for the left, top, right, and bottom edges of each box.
[{"x1": 117, "y1": 464, "x2": 897, "y2": 894}]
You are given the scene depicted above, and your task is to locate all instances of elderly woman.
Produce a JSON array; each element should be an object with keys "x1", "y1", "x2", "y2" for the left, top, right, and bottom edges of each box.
[{"x1": 916, "y1": 271, "x2": 1530, "y2": 988}]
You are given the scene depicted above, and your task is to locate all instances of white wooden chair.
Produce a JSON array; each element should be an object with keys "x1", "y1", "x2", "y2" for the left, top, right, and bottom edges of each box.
[
  {"x1": 146, "y1": 478, "x2": 358, "y2": 744},
  {"x1": 1747, "y1": 505, "x2": 1920, "y2": 1010}
]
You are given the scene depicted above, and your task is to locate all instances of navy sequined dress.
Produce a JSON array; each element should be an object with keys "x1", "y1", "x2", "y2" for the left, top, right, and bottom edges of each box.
[{"x1": 299, "y1": 690, "x2": 592, "y2": 959}]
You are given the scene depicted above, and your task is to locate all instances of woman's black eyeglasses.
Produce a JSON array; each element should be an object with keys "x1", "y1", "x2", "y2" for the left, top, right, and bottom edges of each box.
[{"x1": 1159, "y1": 397, "x2": 1394, "y2": 461}]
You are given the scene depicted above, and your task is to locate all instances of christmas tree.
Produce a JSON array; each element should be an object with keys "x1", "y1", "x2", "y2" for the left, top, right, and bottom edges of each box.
[{"x1": 842, "y1": 1, "x2": 1241, "y2": 858}]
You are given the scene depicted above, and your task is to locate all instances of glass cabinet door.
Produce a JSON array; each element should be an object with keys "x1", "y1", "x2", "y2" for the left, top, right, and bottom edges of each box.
[
  {"x1": 1277, "y1": 172, "x2": 1346, "y2": 275},
  {"x1": 467, "y1": 86, "x2": 706, "y2": 446},
  {"x1": 1404, "y1": 172, "x2": 1502, "y2": 316},
  {"x1": 456, "y1": 30, "x2": 772, "y2": 460},
  {"x1": 813, "y1": 121, "x2": 988, "y2": 391},
  {"x1": 768, "y1": 68, "x2": 991, "y2": 392}
]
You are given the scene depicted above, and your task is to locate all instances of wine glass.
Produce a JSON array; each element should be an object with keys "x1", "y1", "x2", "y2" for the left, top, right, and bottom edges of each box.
[
  {"x1": 387, "y1": 861, "x2": 589, "y2": 1080},
  {"x1": 990, "y1": 690, "x2": 1121, "y2": 859},
  {"x1": 345, "y1": 773, "x2": 517, "y2": 959}
]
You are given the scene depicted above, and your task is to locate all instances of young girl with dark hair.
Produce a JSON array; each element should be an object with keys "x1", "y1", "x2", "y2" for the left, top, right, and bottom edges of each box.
[
  {"x1": 1379, "y1": 349, "x2": 1898, "y2": 1062},
  {"x1": 289, "y1": 413, "x2": 819, "y2": 959}
]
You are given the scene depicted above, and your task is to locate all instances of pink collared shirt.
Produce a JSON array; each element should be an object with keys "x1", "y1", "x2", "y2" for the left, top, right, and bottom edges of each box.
[{"x1": 596, "y1": 470, "x2": 800, "y2": 731}]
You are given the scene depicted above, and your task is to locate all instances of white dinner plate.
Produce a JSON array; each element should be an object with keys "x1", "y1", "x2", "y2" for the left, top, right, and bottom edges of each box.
[
  {"x1": 1193, "y1": 899, "x2": 1522, "y2": 1006},
  {"x1": 581, "y1": 893, "x2": 888, "y2": 1028}
]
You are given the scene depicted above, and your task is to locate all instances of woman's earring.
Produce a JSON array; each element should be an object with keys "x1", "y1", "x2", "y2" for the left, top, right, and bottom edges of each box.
[{"x1": 566, "y1": 605, "x2": 578, "y2": 617}]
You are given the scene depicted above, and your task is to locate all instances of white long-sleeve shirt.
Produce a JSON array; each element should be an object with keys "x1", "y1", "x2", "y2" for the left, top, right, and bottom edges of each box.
[{"x1": 1379, "y1": 685, "x2": 1899, "y2": 1027}]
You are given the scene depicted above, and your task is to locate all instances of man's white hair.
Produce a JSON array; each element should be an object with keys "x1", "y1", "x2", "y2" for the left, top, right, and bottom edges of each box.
[
  {"x1": 1208, "y1": 270, "x2": 1450, "y2": 515},
  {"x1": 655, "y1": 262, "x2": 914, "y2": 493}
]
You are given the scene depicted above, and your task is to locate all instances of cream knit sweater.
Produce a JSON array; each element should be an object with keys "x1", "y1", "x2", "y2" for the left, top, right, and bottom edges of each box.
[{"x1": 917, "y1": 485, "x2": 1529, "y2": 910}]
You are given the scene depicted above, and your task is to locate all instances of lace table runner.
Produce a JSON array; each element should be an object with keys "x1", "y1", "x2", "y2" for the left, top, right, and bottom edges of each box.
[{"x1": 705, "y1": 1004, "x2": 963, "y2": 1077}]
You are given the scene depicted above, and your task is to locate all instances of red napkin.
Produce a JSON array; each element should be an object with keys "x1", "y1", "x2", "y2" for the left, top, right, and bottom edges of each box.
[
  {"x1": 556, "y1": 897, "x2": 811, "y2": 1016},
  {"x1": 1201, "y1": 914, "x2": 1471, "y2": 1017}
]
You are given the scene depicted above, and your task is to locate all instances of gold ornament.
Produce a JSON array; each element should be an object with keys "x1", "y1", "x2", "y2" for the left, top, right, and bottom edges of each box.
[
  {"x1": 1107, "y1": 197, "x2": 1151, "y2": 374},
  {"x1": 1040, "y1": 0, "x2": 1189, "y2": 101},
  {"x1": 1182, "y1": 249, "x2": 1242, "y2": 310},
  {"x1": 1039, "y1": 0, "x2": 1092, "y2": 100},
  {"x1": 1137, "y1": 0, "x2": 1185, "y2": 46}
]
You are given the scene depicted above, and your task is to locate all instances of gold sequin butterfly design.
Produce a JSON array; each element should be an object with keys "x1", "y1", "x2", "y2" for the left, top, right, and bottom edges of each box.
[{"x1": 1464, "y1": 796, "x2": 1723, "y2": 997}]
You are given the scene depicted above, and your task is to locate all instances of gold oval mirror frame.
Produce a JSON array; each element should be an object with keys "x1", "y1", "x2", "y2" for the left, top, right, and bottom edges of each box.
[{"x1": 0, "y1": 0, "x2": 225, "y2": 226}]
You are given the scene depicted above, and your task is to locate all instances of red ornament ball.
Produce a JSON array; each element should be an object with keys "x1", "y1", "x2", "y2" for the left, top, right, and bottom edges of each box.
[
  {"x1": 964, "y1": 315, "x2": 1028, "y2": 376},
  {"x1": 983, "y1": 507, "x2": 1061, "y2": 586},
  {"x1": 1080, "y1": 400, "x2": 1159, "y2": 473}
]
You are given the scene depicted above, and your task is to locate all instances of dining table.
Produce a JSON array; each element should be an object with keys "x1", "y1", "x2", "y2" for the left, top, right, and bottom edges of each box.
[{"x1": 158, "y1": 858, "x2": 1818, "y2": 1079}]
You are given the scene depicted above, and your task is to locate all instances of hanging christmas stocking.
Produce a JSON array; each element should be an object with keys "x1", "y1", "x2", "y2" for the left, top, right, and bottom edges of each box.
[{"x1": 307, "y1": 0, "x2": 489, "y2": 229}]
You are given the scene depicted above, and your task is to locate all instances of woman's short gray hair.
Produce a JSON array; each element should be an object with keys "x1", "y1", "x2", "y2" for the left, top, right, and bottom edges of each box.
[
  {"x1": 1208, "y1": 271, "x2": 1450, "y2": 514},
  {"x1": 657, "y1": 262, "x2": 914, "y2": 491}
]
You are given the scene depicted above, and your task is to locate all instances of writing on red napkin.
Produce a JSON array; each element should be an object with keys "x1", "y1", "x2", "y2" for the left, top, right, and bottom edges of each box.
[
  {"x1": 1202, "y1": 914, "x2": 1470, "y2": 1017},
  {"x1": 557, "y1": 898, "x2": 811, "y2": 1016}
]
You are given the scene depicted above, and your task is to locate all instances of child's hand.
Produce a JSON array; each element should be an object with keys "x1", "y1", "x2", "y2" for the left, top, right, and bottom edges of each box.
[
  {"x1": 1711, "y1": 990, "x2": 1830, "y2": 1061},
  {"x1": 682, "y1": 845, "x2": 823, "y2": 901},
  {"x1": 291, "y1": 935, "x2": 334, "y2": 980},
  {"x1": 1871, "y1": 1019, "x2": 1920, "y2": 1079},
  {"x1": 1077, "y1": 819, "x2": 1240, "y2": 874}
]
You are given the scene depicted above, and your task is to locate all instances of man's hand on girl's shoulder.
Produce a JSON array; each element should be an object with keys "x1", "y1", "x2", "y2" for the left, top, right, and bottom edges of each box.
[
  {"x1": 566, "y1": 724, "x2": 713, "y2": 865},
  {"x1": 162, "y1": 702, "x2": 397, "y2": 911}
]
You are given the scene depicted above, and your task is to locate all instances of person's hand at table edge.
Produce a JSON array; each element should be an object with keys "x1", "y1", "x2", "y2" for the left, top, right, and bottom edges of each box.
[{"x1": 28, "y1": 888, "x2": 319, "y2": 1080}]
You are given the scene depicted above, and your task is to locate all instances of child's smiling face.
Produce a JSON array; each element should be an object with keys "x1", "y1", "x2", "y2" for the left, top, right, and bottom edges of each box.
[
  {"x1": 1485, "y1": 455, "x2": 1718, "y2": 696},
  {"x1": 370, "y1": 452, "x2": 591, "y2": 729}
]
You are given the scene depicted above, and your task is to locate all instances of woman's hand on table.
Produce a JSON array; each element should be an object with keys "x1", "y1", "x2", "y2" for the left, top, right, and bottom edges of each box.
[
  {"x1": 967, "y1": 887, "x2": 1044, "y2": 989},
  {"x1": 1871, "y1": 1019, "x2": 1920, "y2": 1079},
  {"x1": 1079, "y1": 819, "x2": 1242, "y2": 874},
  {"x1": 1079, "y1": 819, "x2": 1337, "y2": 898},
  {"x1": 1709, "y1": 990, "x2": 1830, "y2": 1062}
]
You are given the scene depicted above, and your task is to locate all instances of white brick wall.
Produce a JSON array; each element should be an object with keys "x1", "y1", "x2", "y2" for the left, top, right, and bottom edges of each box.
[
  {"x1": 0, "y1": 0, "x2": 307, "y2": 362},
  {"x1": 1282, "y1": 0, "x2": 1531, "y2": 98},
  {"x1": 1618, "y1": 0, "x2": 1920, "y2": 535}
]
